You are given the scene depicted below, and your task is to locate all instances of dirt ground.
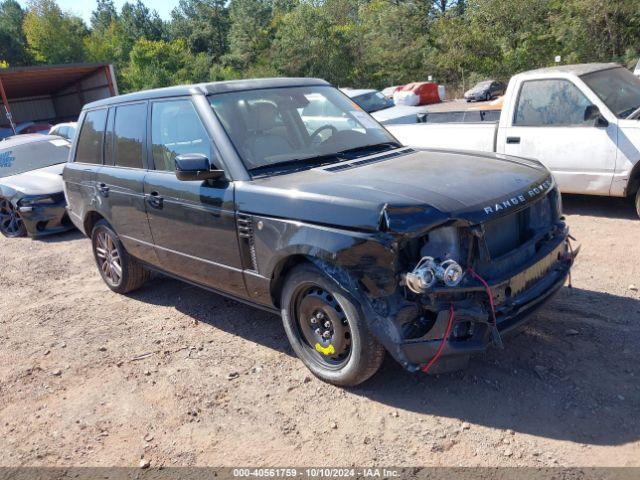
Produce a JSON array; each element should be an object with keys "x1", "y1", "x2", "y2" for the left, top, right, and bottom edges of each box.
[{"x1": 0, "y1": 194, "x2": 639, "y2": 468}]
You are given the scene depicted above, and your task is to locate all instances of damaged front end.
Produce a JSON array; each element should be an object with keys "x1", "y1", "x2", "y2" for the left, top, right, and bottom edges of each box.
[{"x1": 344, "y1": 183, "x2": 578, "y2": 373}]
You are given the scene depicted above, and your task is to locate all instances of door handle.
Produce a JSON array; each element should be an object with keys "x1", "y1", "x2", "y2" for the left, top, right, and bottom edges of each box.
[
  {"x1": 146, "y1": 191, "x2": 164, "y2": 209},
  {"x1": 506, "y1": 136, "x2": 521, "y2": 144},
  {"x1": 98, "y1": 183, "x2": 110, "y2": 197}
]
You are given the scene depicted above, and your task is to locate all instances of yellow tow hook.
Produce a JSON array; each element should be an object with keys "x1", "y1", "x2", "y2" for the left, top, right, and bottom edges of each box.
[{"x1": 315, "y1": 343, "x2": 335, "y2": 356}]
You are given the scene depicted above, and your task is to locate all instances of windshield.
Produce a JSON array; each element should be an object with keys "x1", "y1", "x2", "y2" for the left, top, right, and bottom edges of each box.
[
  {"x1": 0, "y1": 138, "x2": 69, "y2": 177},
  {"x1": 581, "y1": 67, "x2": 640, "y2": 118},
  {"x1": 208, "y1": 86, "x2": 398, "y2": 173},
  {"x1": 351, "y1": 91, "x2": 393, "y2": 113}
]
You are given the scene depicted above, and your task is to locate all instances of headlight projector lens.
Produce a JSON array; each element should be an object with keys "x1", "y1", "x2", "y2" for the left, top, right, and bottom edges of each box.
[{"x1": 438, "y1": 259, "x2": 464, "y2": 287}]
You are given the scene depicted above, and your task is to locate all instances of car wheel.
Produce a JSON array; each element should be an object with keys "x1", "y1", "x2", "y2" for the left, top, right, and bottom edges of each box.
[
  {"x1": 0, "y1": 198, "x2": 27, "y2": 238},
  {"x1": 281, "y1": 263, "x2": 385, "y2": 387},
  {"x1": 91, "y1": 219, "x2": 150, "y2": 294},
  {"x1": 485, "y1": 92, "x2": 491, "y2": 101},
  {"x1": 635, "y1": 189, "x2": 640, "y2": 219}
]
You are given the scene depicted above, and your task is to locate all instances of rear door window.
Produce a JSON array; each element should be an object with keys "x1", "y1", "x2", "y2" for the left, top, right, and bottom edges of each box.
[
  {"x1": 151, "y1": 100, "x2": 213, "y2": 172},
  {"x1": 75, "y1": 109, "x2": 107, "y2": 164},
  {"x1": 113, "y1": 103, "x2": 147, "y2": 169}
]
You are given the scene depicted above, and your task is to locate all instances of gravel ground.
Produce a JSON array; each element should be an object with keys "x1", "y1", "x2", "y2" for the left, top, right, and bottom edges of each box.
[{"x1": 0, "y1": 194, "x2": 639, "y2": 467}]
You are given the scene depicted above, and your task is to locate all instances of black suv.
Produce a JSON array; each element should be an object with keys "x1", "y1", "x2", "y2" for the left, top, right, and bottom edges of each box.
[{"x1": 63, "y1": 78, "x2": 577, "y2": 386}]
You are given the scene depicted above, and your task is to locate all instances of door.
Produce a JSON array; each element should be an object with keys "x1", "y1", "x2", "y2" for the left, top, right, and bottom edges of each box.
[
  {"x1": 64, "y1": 109, "x2": 107, "y2": 230},
  {"x1": 144, "y1": 98, "x2": 245, "y2": 294},
  {"x1": 500, "y1": 78, "x2": 618, "y2": 195},
  {"x1": 96, "y1": 102, "x2": 157, "y2": 264}
]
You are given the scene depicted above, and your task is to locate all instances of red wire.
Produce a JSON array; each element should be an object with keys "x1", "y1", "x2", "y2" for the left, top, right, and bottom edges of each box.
[
  {"x1": 422, "y1": 303, "x2": 455, "y2": 374},
  {"x1": 468, "y1": 267, "x2": 497, "y2": 326}
]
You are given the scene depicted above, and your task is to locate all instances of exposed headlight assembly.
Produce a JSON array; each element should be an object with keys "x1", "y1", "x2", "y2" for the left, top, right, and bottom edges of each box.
[
  {"x1": 404, "y1": 256, "x2": 465, "y2": 294},
  {"x1": 18, "y1": 195, "x2": 56, "y2": 207}
]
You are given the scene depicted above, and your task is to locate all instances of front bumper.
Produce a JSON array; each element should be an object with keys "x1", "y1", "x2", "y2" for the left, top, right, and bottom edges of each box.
[
  {"x1": 18, "y1": 199, "x2": 73, "y2": 237},
  {"x1": 393, "y1": 236, "x2": 579, "y2": 372}
]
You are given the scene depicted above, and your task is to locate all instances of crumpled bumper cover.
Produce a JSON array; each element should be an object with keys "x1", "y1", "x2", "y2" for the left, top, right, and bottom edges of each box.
[
  {"x1": 389, "y1": 237, "x2": 579, "y2": 372},
  {"x1": 18, "y1": 199, "x2": 72, "y2": 237}
]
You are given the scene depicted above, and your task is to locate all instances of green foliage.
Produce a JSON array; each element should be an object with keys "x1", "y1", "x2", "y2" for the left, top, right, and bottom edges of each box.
[
  {"x1": 23, "y1": 0, "x2": 86, "y2": 64},
  {"x1": 226, "y1": 0, "x2": 272, "y2": 70},
  {"x1": 122, "y1": 38, "x2": 209, "y2": 91},
  {"x1": 4, "y1": 0, "x2": 640, "y2": 97},
  {"x1": 170, "y1": 0, "x2": 229, "y2": 59},
  {"x1": 0, "y1": 0, "x2": 29, "y2": 66},
  {"x1": 91, "y1": 0, "x2": 117, "y2": 32},
  {"x1": 120, "y1": 0, "x2": 165, "y2": 41}
]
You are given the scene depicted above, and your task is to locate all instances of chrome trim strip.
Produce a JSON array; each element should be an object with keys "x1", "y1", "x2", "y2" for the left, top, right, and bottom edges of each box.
[{"x1": 120, "y1": 234, "x2": 261, "y2": 275}]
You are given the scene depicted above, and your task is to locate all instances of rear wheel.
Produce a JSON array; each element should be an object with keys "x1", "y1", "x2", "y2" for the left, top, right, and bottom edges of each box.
[
  {"x1": 281, "y1": 264, "x2": 385, "y2": 386},
  {"x1": 91, "y1": 220, "x2": 150, "y2": 294},
  {"x1": 0, "y1": 198, "x2": 26, "y2": 238}
]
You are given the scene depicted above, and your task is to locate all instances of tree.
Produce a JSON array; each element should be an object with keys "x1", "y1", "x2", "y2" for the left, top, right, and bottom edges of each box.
[
  {"x1": 272, "y1": 0, "x2": 357, "y2": 86},
  {"x1": 170, "y1": 0, "x2": 229, "y2": 59},
  {"x1": 23, "y1": 0, "x2": 86, "y2": 64},
  {"x1": 0, "y1": 0, "x2": 30, "y2": 66},
  {"x1": 226, "y1": 0, "x2": 272, "y2": 71},
  {"x1": 122, "y1": 38, "x2": 209, "y2": 91},
  {"x1": 90, "y1": 0, "x2": 117, "y2": 32},
  {"x1": 120, "y1": 0, "x2": 165, "y2": 42},
  {"x1": 354, "y1": 0, "x2": 429, "y2": 88},
  {"x1": 552, "y1": 0, "x2": 640, "y2": 64}
]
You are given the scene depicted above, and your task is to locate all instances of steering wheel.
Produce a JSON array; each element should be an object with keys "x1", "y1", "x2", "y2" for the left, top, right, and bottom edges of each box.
[{"x1": 309, "y1": 124, "x2": 338, "y2": 144}]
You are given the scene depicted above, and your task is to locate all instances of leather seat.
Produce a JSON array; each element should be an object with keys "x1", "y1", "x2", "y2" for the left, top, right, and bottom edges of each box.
[{"x1": 246, "y1": 102, "x2": 292, "y2": 164}]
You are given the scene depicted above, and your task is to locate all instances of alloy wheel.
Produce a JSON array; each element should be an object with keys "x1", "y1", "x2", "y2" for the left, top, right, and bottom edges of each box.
[
  {"x1": 95, "y1": 230, "x2": 122, "y2": 286},
  {"x1": 0, "y1": 198, "x2": 24, "y2": 237}
]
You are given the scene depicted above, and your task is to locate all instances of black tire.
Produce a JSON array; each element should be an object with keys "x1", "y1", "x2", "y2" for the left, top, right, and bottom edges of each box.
[
  {"x1": 485, "y1": 92, "x2": 491, "y2": 101},
  {"x1": 280, "y1": 263, "x2": 385, "y2": 387},
  {"x1": 636, "y1": 189, "x2": 640, "y2": 219},
  {"x1": 0, "y1": 198, "x2": 27, "y2": 238},
  {"x1": 91, "y1": 219, "x2": 150, "y2": 294}
]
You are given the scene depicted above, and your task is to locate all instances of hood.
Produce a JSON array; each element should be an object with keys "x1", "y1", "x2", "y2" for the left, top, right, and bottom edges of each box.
[
  {"x1": 0, "y1": 163, "x2": 65, "y2": 196},
  {"x1": 236, "y1": 148, "x2": 554, "y2": 234}
]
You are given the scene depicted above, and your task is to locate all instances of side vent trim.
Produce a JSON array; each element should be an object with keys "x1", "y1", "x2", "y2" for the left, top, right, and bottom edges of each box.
[{"x1": 237, "y1": 213, "x2": 259, "y2": 272}]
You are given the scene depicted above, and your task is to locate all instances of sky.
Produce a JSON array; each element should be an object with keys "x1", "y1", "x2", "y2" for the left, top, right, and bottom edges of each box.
[{"x1": 18, "y1": 0, "x2": 181, "y2": 25}]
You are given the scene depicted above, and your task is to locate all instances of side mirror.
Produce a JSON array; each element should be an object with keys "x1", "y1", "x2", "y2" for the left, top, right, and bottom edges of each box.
[
  {"x1": 584, "y1": 105, "x2": 609, "y2": 127},
  {"x1": 174, "y1": 153, "x2": 225, "y2": 182}
]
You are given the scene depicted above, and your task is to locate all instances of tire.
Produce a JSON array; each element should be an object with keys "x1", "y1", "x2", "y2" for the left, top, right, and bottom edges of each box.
[
  {"x1": 636, "y1": 189, "x2": 640, "y2": 219},
  {"x1": 91, "y1": 219, "x2": 150, "y2": 294},
  {"x1": 0, "y1": 198, "x2": 27, "y2": 238},
  {"x1": 485, "y1": 92, "x2": 491, "y2": 101},
  {"x1": 280, "y1": 263, "x2": 385, "y2": 387}
]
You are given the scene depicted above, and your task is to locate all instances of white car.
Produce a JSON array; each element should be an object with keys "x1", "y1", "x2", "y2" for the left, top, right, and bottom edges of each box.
[
  {"x1": 387, "y1": 63, "x2": 640, "y2": 217},
  {"x1": 48, "y1": 122, "x2": 77, "y2": 141},
  {"x1": 341, "y1": 88, "x2": 431, "y2": 125}
]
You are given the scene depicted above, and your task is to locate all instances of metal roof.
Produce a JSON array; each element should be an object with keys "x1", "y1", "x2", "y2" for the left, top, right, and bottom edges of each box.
[
  {"x1": 523, "y1": 63, "x2": 621, "y2": 77},
  {"x1": 84, "y1": 77, "x2": 332, "y2": 109},
  {"x1": 0, "y1": 63, "x2": 111, "y2": 98}
]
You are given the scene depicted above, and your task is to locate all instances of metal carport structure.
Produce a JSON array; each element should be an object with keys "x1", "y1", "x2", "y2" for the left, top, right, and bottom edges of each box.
[{"x1": 0, "y1": 63, "x2": 117, "y2": 135}]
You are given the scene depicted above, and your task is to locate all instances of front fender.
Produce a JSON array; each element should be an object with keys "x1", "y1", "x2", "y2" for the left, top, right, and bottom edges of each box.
[{"x1": 251, "y1": 215, "x2": 399, "y2": 298}]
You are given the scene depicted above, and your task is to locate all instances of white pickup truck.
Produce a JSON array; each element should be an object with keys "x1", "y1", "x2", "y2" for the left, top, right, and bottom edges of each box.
[{"x1": 387, "y1": 63, "x2": 640, "y2": 217}]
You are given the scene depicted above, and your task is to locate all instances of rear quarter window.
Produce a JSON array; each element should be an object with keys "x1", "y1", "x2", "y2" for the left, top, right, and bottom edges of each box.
[{"x1": 75, "y1": 109, "x2": 107, "y2": 164}]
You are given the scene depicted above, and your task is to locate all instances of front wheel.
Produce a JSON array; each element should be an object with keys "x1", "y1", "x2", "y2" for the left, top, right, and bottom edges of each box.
[
  {"x1": 91, "y1": 220, "x2": 150, "y2": 294},
  {"x1": 0, "y1": 198, "x2": 26, "y2": 238},
  {"x1": 281, "y1": 264, "x2": 385, "y2": 386}
]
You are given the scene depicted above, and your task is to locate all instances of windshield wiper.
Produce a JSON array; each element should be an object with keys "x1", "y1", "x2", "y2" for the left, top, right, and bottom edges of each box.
[
  {"x1": 249, "y1": 153, "x2": 346, "y2": 176},
  {"x1": 336, "y1": 141, "x2": 402, "y2": 159},
  {"x1": 625, "y1": 105, "x2": 640, "y2": 119}
]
